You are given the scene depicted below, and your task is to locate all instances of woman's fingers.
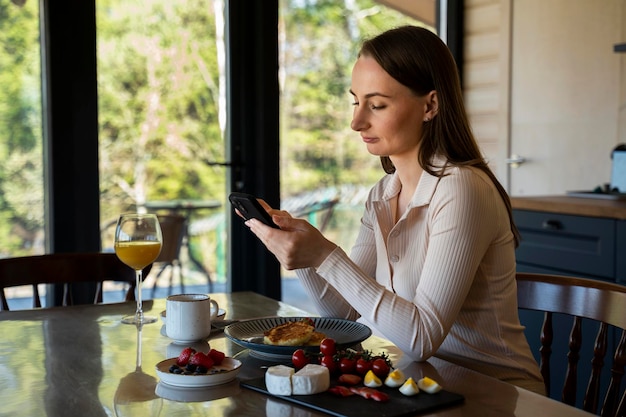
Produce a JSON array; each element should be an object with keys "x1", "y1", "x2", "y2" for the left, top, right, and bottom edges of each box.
[
  {"x1": 258, "y1": 199, "x2": 292, "y2": 219},
  {"x1": 245, "y1": 217, "x2": 335, "y2": 270}
]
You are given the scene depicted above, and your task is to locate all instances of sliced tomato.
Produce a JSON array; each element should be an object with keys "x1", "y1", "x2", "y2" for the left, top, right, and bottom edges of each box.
[
  {"x1": 327, "y1": 385, "x2": 355, "y2": 397},
  {"x1": 348, "y1": 386, "x2": 389, "y2": 402},
  {"x1": 370, "y1": 390, "x2": 390, "y2": 402},
  {"x1": 337, "y1": 373, "x2": 362, "y2": 386}
]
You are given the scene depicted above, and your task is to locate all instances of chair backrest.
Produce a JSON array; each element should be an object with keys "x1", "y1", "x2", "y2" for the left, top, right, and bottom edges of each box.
[
  {"x1": 0, "y1": 252, "x2": 151, "y2": 311},
  {"x1": 155, "y1": 214, "x2": 186, "y2": 264},
  {"x1": 516, "y1": 272, "x2": 626, "y2": 416}
]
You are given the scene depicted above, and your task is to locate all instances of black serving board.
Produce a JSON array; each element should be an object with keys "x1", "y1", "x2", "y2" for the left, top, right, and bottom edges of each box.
[{"x1": 241, "y1": 377, "x2": 464, "y2": 417}]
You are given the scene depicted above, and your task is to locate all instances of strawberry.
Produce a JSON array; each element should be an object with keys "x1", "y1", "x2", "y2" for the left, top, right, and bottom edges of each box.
[
  {"x1": 176, "y1": 347, "x2": 196, "y2": 366},
  {"x1": 207, "y1": 348, "x2": 226, "y2": 365},
  {"x1": 189, "y1": 351, "x2": 214, "y2": 369}
]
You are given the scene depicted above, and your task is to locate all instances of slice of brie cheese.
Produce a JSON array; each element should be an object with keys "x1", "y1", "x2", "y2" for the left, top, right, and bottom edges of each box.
[
  {"x1": 265, "y1": 365, "x2": 295, "y2": 396},
  {"x1": 291, "y1": 364, "x2": 330, "y2": 395}
]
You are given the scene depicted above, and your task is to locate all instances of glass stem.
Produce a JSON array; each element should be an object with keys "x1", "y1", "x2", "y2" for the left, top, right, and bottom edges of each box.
[
  {"x1": 135, "y1": 269, "x2": 143, "y2": 322},
  {"x1": 136, "y1": 324, "x2": 143, "y2": 371}
]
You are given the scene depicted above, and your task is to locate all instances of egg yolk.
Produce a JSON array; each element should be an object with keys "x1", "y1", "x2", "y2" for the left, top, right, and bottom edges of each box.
[{"x1": 384, "y1": 369, "x2": 406, "y2": 388}]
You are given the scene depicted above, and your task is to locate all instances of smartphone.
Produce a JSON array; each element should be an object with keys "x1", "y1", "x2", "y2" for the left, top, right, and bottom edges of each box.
[{"x1": 228, "y1": 192, "x2": 279, "y2": 228}]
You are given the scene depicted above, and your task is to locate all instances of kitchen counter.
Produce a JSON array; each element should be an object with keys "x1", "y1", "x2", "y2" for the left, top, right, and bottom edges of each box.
[{"x1": 511, "y1": 195, "x2": 626, "y2": 220}]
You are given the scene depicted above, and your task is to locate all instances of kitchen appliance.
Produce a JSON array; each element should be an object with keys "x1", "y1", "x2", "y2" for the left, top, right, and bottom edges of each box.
[
  {"x1": 610, "y1": 145, "x2": 626, "y2": 193},
  {"x1": 567, "y1": 144, "x2": 626, "y2": 200}
]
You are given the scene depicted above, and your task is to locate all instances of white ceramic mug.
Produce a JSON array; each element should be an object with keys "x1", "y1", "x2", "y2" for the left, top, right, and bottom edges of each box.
[{"x1": 165, "y1": 294, "x2": 219, "y2": 343}]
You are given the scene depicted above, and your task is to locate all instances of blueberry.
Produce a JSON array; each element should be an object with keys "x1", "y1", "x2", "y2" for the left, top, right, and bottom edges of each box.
[
  {"x1": 169, "y1": 364, "x2": 180, "y2": 373},
  {"x1": 186, "y1": 364, "x2": 197, "y2": 372},
  {"x1": 195, "y1": 366, "x2": 208, "y2": 374},
  {"x1": 172, "y1": 367, "x2": 183, "y2": 374}
]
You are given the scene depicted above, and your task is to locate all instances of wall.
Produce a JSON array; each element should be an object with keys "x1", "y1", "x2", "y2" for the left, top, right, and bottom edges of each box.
[
  {"x1": 464, "y1": 0, "x2": 626, "y2": 195},
  {"x1": 463, "y1": 0, "x2": 511, "y2": 185}
]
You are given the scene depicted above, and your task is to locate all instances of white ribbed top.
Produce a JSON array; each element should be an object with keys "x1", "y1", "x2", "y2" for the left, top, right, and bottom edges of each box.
[{"x1": 296, "y1": 165, "x2": 545, "y2": 394}]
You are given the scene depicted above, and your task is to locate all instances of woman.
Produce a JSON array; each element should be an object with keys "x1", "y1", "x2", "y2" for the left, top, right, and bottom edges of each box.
[{"x1": 245, "y1": 25, "x2": 544, "y2": 394}]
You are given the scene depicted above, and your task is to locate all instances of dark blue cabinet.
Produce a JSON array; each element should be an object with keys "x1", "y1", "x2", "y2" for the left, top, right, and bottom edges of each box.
[
  {"x1": 617, "y1": 220, "x2": 626, "y2": 284},
  {"x1": 514, "y1": 210, "x2": 616, "y2": 280}
]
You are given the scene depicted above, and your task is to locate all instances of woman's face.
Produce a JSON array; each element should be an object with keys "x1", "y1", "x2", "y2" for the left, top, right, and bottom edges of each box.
[{"x1": 350, "y1": 55, "x2": 428, "y2": 160}]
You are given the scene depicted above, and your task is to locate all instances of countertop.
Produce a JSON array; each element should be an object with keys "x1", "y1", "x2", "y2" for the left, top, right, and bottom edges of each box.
[{"x1": 511, "y1": 195, "x2": 626, "y2": 220}]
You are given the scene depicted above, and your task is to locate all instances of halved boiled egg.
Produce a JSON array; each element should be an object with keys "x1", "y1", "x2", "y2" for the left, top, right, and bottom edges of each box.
[
  {"x1": 399, "y1": 377, "x2": 419, "y2": 396},
  {"x1": 384, "y1": 369, "x2": 406, "y2": 388},
  {"x1": 417, "y1": 376, "x2": 442, "y2": 394},
  {"x1": 363, "y1": 370, "x2": 382, "y2": 388}
]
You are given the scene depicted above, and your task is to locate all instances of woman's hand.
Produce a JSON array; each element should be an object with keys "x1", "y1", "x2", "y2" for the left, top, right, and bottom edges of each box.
[{"x1": 245, "y1": 200, "x2": 337, "y2": 270}]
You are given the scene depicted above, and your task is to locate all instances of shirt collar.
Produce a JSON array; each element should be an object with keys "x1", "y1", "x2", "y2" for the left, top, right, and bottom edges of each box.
[{"x1": 380, "y1": 155, "x2": 447, "y2": 209}]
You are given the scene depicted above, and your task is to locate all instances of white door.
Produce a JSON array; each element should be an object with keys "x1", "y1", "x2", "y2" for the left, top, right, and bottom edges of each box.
[{"x1": 508, "y1": 0, "x2": 623, "y2": 196}]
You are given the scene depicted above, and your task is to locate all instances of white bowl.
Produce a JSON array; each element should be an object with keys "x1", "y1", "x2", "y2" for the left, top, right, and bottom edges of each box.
[
  {"x1": 155, "y1": 357, "x2": 242, "y2": 388},
  {"x1": 155, "y1": 379, "x2": 240, "y2": 402}
]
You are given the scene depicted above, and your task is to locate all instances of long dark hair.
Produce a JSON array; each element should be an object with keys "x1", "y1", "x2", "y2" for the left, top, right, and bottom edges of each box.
[{"x1": 359, "y1": 26, "x2": 520, "y2": 246}]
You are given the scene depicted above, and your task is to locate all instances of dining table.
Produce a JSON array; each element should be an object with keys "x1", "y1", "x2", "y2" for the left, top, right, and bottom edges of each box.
[{"x1": 0, "y1": 291, "x2": 595, "y2": 417}]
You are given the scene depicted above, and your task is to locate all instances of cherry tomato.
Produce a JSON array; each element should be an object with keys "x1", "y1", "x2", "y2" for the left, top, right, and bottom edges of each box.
[
  {"x1": 355, "y1": 358, "x2": 372, "y2": 375},
  {"x1": 371, "y1": 358, "x2": 390, "y2": 379},
  {"x1": 292, "y1": 349, "x2": 309, "y2": 369},
  {"x1": 339, "y1": 357, "x2": 356, "y2": 374},
  {"x1": 319, "y1": 338, "x2": 337, "y2": 357},
  {"x1": 319, "y1": 355, "x2": 337, "y2": 374}
]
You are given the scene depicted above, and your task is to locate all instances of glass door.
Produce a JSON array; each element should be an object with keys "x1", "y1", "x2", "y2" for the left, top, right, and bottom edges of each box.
[
  {"x1": 97, "y1": 0, "x2": 228, "y2": 298},
  {"x1": 0, "y1": 1, "x2": 44, "y2": 307},
  {"x1": 0, "y1": 1, "x2": 44, "y2": 258}
]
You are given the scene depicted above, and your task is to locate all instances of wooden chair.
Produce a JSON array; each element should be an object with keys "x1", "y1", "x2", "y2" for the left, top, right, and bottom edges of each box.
[
  {"x1": 516, "y1": 272, "x2": 626, "y2": 416},
  {"x1": 150, "y1": 213, "x2": 187, "y2": 296},
  {"x1": 0, "y1": 252, "x2": 151, "y2": 311}
]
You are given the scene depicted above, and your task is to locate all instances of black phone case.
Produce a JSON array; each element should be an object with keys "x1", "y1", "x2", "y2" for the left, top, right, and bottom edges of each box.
[{"x1": 228, "y1": 192, "x2": 279, "y2": 228}]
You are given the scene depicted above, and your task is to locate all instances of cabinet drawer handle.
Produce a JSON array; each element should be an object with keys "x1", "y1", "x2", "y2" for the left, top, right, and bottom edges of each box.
[{"x1": 541, "y1": 219, "x2": 562, "y2": 231}]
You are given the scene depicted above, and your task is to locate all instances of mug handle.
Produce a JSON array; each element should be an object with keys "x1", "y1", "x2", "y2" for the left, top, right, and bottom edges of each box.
[{"x1": 209, "y1": 299, "x2": 219, "y2": 319}]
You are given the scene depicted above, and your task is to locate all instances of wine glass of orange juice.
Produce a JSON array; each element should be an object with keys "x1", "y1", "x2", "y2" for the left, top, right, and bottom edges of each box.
[{"x1": 115, "y1": 213, "x2": 162, "y2": 324}]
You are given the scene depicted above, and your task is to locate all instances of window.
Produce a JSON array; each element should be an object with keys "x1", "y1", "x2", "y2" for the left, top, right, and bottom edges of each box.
[
  {"x1": 0, "y1": 0, "x2": 440, "y2": 309},
  {"x1": 97, "y1": 0, "x2": 228, "y2": 293},
  {"x1": 0, "y1": 0, "x2": 44, "y2": 258},
  {"x1": 278, "y1": 1, "x2": 430, "y2": 309}
]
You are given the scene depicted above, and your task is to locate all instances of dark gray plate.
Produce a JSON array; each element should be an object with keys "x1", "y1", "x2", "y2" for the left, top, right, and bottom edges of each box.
[{"x1": 224, "y1": 317, "x2": 371, "y2": 358}]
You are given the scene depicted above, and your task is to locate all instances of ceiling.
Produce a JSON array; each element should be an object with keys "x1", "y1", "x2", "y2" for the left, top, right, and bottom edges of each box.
[{"x1": 376, "y1": 0, "x2": 436, "y2": 27}]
